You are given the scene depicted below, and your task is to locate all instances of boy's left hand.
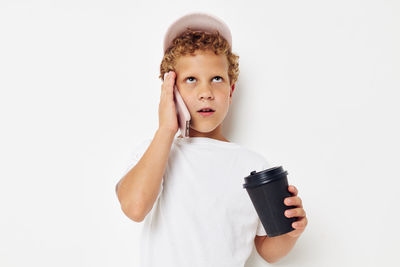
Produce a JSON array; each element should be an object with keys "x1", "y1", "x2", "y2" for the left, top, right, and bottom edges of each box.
[{"x1": 283, "y1": 185, "x2": 308, "y2": 238}]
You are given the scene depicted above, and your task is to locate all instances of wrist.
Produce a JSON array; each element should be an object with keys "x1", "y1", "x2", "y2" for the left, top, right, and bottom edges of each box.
[{"x1": 157, "y1": 127, "x2": 176, "y2": 138}]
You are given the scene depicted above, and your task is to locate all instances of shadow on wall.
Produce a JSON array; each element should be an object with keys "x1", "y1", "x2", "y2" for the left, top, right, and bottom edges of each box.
[{"x1": 222, "y1": 72, "x2": 247, "y2": 141}]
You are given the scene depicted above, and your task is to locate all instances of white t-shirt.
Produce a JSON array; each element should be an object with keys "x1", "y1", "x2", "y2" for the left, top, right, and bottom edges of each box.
[{"x1": 118, "y1": 136, "x2": 272, "y2": 267}]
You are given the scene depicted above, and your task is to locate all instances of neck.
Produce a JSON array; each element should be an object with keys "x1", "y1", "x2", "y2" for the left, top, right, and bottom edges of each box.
[{"x1": 178, "y1": 126, "x2": 229, "y2": 142}]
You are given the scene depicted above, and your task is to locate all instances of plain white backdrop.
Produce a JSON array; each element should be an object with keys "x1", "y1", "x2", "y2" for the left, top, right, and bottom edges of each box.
[{"x1": 0, "y1": 0, "x2": 399, "y2": 266}]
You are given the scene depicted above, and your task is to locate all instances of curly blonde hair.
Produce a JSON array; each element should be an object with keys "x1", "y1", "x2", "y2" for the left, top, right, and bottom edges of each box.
[{"x1": 159, "y1": 29, "x2": 239, "y2": 85}]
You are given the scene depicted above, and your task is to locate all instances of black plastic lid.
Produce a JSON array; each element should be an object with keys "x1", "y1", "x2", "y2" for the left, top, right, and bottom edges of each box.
[{"x1": 242, "y1": 166, "x2": 288, "y2": 189}]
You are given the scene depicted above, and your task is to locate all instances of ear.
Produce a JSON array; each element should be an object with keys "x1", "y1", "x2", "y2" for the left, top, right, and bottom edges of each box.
[{"x1": 229, "y1": 84, "x2": 235, "y2": 104}]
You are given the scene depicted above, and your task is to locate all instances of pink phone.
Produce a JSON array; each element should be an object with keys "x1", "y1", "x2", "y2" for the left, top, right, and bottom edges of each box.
[{"x1": 173, "y1": 84, "x2": 191, "y2": 138}]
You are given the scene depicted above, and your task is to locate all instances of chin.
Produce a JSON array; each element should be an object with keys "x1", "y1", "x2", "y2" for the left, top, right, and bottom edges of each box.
[{"x1": 190, "y1": 123, "x2": 219, "y2": 133}]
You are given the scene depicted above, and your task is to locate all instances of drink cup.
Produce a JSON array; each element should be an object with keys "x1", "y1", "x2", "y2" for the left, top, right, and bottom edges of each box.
[{"x1": 243, "y1": 166, "x2": 298, "y2": 237}]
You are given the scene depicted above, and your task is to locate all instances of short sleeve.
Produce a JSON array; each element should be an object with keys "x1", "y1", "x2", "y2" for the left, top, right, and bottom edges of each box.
[
  {"x1": 115, "y1": 138, "x2": 163, "y2": 199},
  {"x1": 256, "y1": 218, "x2": 267, "y2": 236}
]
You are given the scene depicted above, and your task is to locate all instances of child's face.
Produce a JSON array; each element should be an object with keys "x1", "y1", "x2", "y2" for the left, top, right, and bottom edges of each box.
[{"x1": 174, "y1": 49, "x2": 234, "y2": 138}]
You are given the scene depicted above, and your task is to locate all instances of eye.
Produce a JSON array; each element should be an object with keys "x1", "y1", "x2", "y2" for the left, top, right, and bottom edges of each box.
[
  {"x1": 185, "y1": 76, "x2": 223, "y2": 83},
  {"x1": 186, "y1": 77, "x2": 196, "y2": 83},
  {"x1": 213, "y1": 76, "x2": 223, "y2": 82}
]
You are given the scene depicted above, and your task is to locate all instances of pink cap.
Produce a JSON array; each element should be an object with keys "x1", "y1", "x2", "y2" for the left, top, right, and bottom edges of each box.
[{"x1": 163, "y1": 12, "x2": 232, "y2": 53}]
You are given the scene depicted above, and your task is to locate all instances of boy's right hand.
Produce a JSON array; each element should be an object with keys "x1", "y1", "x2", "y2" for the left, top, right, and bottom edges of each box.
[{"x1": 158, "y1": 71, "x2": 178, "y2": 135}]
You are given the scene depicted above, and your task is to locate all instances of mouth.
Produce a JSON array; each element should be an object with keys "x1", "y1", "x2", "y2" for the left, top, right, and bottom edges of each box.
[{"x1": 197, "y1": 108, "x2": 215, "y2": 117}]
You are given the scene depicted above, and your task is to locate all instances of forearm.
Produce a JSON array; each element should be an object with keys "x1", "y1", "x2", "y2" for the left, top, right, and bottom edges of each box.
[
  {"x1": 260, "y1": 233, "x2": 299, "y2": 263},
  {"x1": 116, "y1": 128, "x2": 175, "y2": 221}
]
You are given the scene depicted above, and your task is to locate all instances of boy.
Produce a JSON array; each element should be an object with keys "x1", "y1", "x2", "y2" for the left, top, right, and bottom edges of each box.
[{"x1": 116, "y1": 12, "x2": 307, "y2": 266}]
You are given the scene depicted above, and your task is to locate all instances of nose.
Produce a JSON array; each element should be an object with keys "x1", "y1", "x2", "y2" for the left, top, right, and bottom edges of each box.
[{"x1": 197, "y1": 84, "x2": 214, "y2": 101}]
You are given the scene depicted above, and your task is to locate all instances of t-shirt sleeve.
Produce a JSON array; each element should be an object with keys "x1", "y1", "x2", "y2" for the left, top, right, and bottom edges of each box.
[
  {"x1": 115, "y1": 138, "x2": 163, "y2": 199},
  {"x1": 256, "y1": 218, "x2": 267, "y2": 236}
]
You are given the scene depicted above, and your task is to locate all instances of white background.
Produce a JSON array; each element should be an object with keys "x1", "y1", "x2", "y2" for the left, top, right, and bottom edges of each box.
[{"x1": 1, "y1": 0, "x2": 399, "y2": 266}]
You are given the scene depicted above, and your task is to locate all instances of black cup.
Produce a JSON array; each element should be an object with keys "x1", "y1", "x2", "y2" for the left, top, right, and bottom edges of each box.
[{"x1": 243, "y1": 166, "x2": 297, "y2": 237}]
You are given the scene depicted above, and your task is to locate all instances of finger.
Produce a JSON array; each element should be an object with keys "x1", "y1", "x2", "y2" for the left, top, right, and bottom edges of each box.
[
  {"x1": 284, "y1": 196, "x2": 303, "y2": 207},
  {"x1": 166, "y1": 71, "x2": 176, "y2": 92},
  {"x1": 293, "y1": 217, "x2": 308, "y2": 229},
  {"x1": 168, "y1": 71, "x2": 175, "y2": 83},
  {"x1": 161, "y1": 71, "x2": 170, "y2": 92},
  {"x1": 162, "y1": 71, "x2": 174, "y2": 96},
  {"x1": 169, "y1": 70, "x2": 175, "y2": 78},
  {"x1": 285, "y1": 208, "x2": 306, "y2": 218},
  {"x1": 288, "y1": 185, "x2": 298, "y2": 196}
]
